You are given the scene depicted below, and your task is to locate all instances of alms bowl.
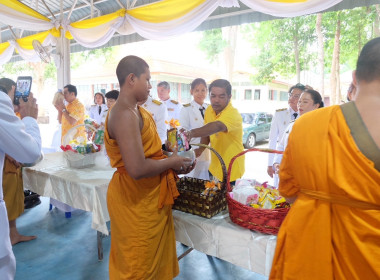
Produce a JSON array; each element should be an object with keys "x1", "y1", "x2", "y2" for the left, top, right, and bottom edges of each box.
[{"x1": 162, "y1": 146, "x2": 195, "y2": 165}]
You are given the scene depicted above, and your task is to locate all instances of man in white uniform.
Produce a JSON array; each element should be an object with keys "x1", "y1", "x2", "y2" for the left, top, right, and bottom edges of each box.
[
  {"x1": 0, "y1": 84, "x2": 41, "y2": 279},
  {"x1": 267, "y1": 83, "x2": 304, "y2": 188},
  {"x1": 138, "y1": 95, "x2": 169, "y2": 144},
  {"x1": 157, "y1": 81, "x2": 182, "y2": 120}
]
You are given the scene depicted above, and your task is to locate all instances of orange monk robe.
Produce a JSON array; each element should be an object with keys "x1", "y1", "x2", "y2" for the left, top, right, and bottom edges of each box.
[
  {"x1": 270, "y1": 106, "x2": 380, "y2": 280},
  {"x1": 105, "y1": 106, "x2": 179, "y2": 280}
]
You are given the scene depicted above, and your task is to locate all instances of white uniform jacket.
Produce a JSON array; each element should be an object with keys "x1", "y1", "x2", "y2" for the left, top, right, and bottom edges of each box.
[
  {"x1": 88, "y1": 104, "x2": 108, "y2": 125},
  {"x1": 163, "y1": 99, "x2": 183, "y2": 121},
  {"x1": 179, "y1": 100, "x2": 210, "y2": 180},
  {"x1": 142, "y1": 96, "x2": 169, "y2": 144},
  {"x1": 267, "y1": 107, "x2": 297, "y2": 166},
  {"x1": 0, "y1": 91, "x2": 41, "y2": 259},
  {"x1": 274, "y1": 121, "x2": 295, "y2": 165}
]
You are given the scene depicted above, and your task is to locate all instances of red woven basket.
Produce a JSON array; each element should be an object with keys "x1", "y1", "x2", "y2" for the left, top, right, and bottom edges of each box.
[{"x1": 226, "y1": 148, "x2": 290, "y2": 235}]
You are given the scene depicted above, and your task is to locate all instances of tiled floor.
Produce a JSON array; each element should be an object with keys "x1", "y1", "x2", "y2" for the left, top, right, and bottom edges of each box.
[{"x1": 13, "y1": 197, "x2": 268, "y2": 280}]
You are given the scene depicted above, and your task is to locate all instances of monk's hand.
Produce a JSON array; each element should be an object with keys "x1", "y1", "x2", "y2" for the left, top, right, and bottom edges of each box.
[{"x1": 172, "y1": 152, "x2": 194, "y2": 174}]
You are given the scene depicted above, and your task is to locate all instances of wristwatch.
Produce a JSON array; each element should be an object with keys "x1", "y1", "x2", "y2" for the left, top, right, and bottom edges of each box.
[{"x1": 62, "y1": 108, "x2": 67, "y2": 113}]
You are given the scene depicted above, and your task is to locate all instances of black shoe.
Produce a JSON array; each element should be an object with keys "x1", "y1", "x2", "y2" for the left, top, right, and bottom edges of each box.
[
  {"x1": 24, "y1": 197, "x2": 41, "y2": 209},
  {"x1": 24, "y1": 190, "x2": 39, "y2": 201}
]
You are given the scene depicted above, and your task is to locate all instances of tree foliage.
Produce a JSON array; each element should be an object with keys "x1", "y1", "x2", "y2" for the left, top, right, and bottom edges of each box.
[
  {"x1": 198, "y1": 29, "x2": 227, "y2": 63},
  {"x1": 70, "y1": 46, "x2": 119, "y2": 69}
]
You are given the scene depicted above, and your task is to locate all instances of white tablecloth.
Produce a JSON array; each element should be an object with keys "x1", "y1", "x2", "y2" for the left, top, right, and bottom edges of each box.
[
  {"x1": 23, "y1": 152, "x2": 277, "y2": 275},
  {"x1": 22, "y1": 152, "x2": 114, "y2": 235},
  {"x1": 173, "y1": 210, "x2": 277, "y2": 277}
]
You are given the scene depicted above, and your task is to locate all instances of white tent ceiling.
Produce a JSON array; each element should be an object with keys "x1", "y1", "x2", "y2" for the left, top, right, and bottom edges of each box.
[{"x1": 1, "y1": 0, "x2": 380, "y2": 58}]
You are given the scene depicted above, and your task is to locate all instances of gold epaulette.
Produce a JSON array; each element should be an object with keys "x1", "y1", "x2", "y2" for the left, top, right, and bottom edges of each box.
[
  {"x1": 276, "y1": 108, "x2": 287, "y2": 112},
  {"x1": 170, "y1": 100, "x2": 179, "y2": 104},
  {"x1": 152, "y1": 99, "x2": 162, "y2": 105},
  {"x1": 183, "y1": 103, "x2": 191, "y2": 107}
]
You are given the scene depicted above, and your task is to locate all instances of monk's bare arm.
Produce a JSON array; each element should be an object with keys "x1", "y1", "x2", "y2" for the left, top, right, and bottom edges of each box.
[{"x1": 108, "y1": 107, "x2": 191, "y2": 180}]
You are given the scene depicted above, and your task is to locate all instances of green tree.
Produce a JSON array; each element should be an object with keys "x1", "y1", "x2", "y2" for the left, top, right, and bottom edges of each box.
[
  {"x1": 243, "y1": 15, "x2": 316, "y2": 84},
  {"x1": 198, "y1": 29, "x2": 227, "y2": 63}
]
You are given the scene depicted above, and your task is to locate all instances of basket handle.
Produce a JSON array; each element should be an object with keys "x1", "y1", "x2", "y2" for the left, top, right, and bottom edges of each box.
[
  {"x1": 62, "y1": 124, "x2": 97, "y2": 146},
  {"x1": 191, "y1": 143, "x2": 227, "y2": 188},
  {"x1": 226, "y1": 148, "x2": 283, "y2": 192}
]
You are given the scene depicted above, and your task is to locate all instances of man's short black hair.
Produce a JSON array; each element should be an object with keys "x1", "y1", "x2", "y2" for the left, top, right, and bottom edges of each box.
[
  {"x1": 0, "y1": 78, "x2": 16, "y2": 94},
  {"x1": 64, "y1": 84, "x2": 77, "y2": 96},
  {"x1": 157, "y1": 81, "x2": 170, "y2": 90},
  {"x1": 209, "y1": 79, "x2": 232, "y2": 96},
  {"x1": 356, "y1": 37, "x2": 380, "y2": 83},
  {"x1": 105, "y1": 90, "x2": 119, "y2": 100},
  {"x1": 288, "y1": 83, "x2": 306, "y2": 94},
  {"x1": 116, "y1": 55, "x2": 149, "y2": 87}
]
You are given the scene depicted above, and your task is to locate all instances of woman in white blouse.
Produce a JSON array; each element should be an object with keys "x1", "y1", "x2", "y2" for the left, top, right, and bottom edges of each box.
[
  {"x1": 179, "y1": 78, "x2": 211, "y2": 180},
  {"x1": 88, "y1": 92, "x2": 107, "y2": 125}
]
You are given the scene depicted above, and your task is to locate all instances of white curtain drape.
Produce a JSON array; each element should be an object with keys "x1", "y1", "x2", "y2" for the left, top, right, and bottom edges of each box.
[
  {"x1": 0, "y1": 0, "x2": 345, "y2": 65},
  {"x1": 240, "y1": 0, "x2": 342, "y2": 17}
]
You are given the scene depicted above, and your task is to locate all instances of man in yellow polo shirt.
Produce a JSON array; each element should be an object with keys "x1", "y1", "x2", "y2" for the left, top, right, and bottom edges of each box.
[
  {"x1": 185, "y1": 79, "x2": 245, "y2": 183},
  {"x1": 55, "y1": 84, "x2": 85, "y2": 143}
]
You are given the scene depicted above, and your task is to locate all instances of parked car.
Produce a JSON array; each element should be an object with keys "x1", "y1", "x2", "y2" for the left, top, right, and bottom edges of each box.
[{"x1": 241, "y1": 112, "x2": 273, "y2": 148}]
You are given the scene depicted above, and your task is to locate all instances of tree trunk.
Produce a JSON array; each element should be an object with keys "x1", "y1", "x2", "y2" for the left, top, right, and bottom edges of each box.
[
  {"x1": 330, "y1": 14, "x2": 340, "y2": 105},
  {"x1": 316, "y1": 13, "x2": 325, "y2": 99},
  {"x1": 374, "y1": 5, "x2": 380, "y2": 37},
  {"x1": 222, "y1": 25, "x2": 238, "y2": 82},
  {"x1": 293, "y1": 31, "x2": 300, "y2": 83}
]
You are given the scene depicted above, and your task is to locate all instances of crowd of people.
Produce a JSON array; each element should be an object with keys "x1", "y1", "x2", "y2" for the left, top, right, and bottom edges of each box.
[{"x1": 0, "y1": 37, "x2": 379, "y2": 280}]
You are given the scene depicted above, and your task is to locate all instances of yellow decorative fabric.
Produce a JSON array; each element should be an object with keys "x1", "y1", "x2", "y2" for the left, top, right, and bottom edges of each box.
[
  {"x1": 105, "y1": 106, "x2": 179, "y2": 279},
  {"x1": 70, "y1": 9, "x2": 125, "y2": 29},
  {"x1": 0, "y1": 0, "x2": 50, "y2": 21},
  {"x1": 270, "y1": 106, "x2": 380, "y2": 279},
  {"x1": 204, "y1": 102, "x2": 245, "y2": 182},
  {"x1": 127, "y1": 0, "x2": 207, "y2": 23},
  {"x1": 0, "y1": 42, "x2": 10, "y2": 55},
  {"x1": 16, "y1": 29, "x2": 60, "y2": 50}
]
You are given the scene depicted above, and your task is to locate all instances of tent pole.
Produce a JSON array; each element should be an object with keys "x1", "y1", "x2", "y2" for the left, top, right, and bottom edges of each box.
[{"x1": 56, "y1": 31, "x2": 71, "y2": 90}]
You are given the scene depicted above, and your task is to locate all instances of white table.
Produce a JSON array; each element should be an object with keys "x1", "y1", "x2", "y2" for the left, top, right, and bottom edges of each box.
[
  {"x1": 173, "y1": 210, "x2": 276, "y2": 277},
  {"x1": 23, "y1": 152, "x2": 276, "y2": 274}
]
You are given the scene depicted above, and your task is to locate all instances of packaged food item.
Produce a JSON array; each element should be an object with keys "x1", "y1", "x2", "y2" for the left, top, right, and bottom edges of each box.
[
  {"x1": 165, "y1": 119, "x2": 190, "y2": 152},
  {"x1": 52, "y1": 90, "x2": 64, "y2": 106}
]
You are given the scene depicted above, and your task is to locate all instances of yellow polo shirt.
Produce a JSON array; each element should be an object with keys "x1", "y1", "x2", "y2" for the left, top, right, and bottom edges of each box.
[
  {"x1": 61, "y1": 98, "x2": 86, "y2": 144},
  {"x1": 204, "y1": 102, "x2": 245, "y2": 182}
]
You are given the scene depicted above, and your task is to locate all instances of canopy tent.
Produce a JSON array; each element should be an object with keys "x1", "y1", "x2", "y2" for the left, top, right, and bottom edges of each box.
[{"x1": 0, "y1": 0, "x2": 379, "y2": 88}]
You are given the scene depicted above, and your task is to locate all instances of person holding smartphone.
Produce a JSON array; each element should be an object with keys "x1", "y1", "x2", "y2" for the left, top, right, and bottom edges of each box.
[{"x1": 0, "y1": 77, "x2": 41, "y2": 280}]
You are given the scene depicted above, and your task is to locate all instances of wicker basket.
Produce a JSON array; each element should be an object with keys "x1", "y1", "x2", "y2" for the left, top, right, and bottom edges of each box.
[
  {"x1": 62, "y1": 124, "x2": 99, "y2": 168},
  {"x1": 226, "y1": 148, "x2": 290, "y2": 235},
  {"x1": 173, "y1": 144, "x2": 227, "y2": 219}
]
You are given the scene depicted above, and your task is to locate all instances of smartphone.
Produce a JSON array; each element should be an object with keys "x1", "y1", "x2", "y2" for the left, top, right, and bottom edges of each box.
[{"x1": 14, "y1": 76, "x2": 32, "y2": 105}]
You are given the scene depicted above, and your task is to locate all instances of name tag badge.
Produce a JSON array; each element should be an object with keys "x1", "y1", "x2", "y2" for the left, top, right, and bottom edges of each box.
[{"x1": 168, "y1": 108, "x2": 174, "y2": 111}]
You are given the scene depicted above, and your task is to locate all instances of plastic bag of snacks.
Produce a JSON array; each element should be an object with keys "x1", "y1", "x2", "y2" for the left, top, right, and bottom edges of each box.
[
  {"x1": 165, "y1": 119, "x2": 190, "y2": 152},
  {"x1": 61, "y1": 124, "x2": 101, "y2": 168}
]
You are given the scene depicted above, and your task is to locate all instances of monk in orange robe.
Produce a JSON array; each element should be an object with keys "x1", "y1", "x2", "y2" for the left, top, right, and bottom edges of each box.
[
  {"x1": 105, "y1": 55, "x2": 195, "y2": 279},
  {"x1": 270, "y1": 38, "x2": 380, "y2": 279}
]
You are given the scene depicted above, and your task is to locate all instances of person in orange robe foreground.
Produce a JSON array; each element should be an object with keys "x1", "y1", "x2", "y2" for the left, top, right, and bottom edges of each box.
[
  {"x1": 104, "y1": 55, "x2": 195, "y2": 279},
  {"x1": 270, "y1": 38, "x2": 380, "y2": 279}
]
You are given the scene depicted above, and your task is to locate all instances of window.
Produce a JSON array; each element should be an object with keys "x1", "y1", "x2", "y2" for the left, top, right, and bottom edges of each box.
[
  {"x1": 268, "y1": 90, "x2": 278, "y2": 100},
  {"x1": 244, "y1": 89, "x2": 252, "y2": 100},
  {"x1": 232, "y1": 89, "x2": 237, "y2": 100},
  {"x1": 258, "y1": 113, "x2": 267, "y2": 124},
  {"x1": 280, "y1": 91, "x2": 288, "y2": 101},
  {"x1": 254, "y1": 89, "x2": 261, "y2": 100}
]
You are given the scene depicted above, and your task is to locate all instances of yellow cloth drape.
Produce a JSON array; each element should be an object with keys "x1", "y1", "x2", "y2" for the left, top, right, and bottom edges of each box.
[
  {"x1": 0, "y1": 0, "x2": 50, "y2": 21},
  {"x1": 0, "y1": 42, "x2": 10, "y2": 55},
  {"x1": 270, "y1": 106, "x2": 380, "y2": 280},
  {"x1": 16, "y1": 29, "x2": 60, "y2": 50},
  {"x1": 105, "y1": 106, "x2": 179, "y2": 279}
]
